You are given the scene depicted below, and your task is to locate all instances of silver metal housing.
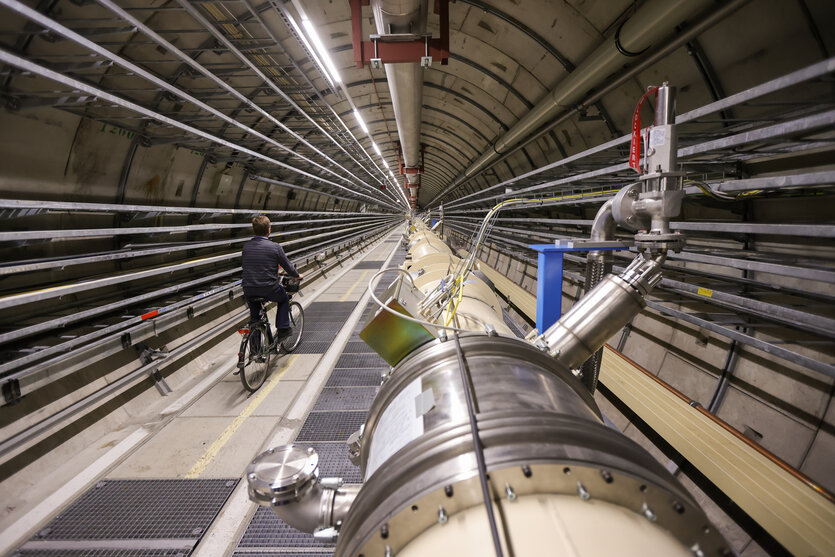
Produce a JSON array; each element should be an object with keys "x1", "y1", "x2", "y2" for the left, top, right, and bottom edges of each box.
[{"x1": 336, "y1": 334, "x2": 729, "y2": 556}]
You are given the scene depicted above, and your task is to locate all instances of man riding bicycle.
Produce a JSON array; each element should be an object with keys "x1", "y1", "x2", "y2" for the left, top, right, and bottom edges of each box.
[{"x1": 242, "y1": 215, "x2": 302, "y2": 342}]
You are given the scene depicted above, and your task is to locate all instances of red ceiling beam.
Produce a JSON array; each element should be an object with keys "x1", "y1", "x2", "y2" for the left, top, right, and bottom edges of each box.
[{"x1": 350, "y1": 0, "x2": 451, "y2": 68}]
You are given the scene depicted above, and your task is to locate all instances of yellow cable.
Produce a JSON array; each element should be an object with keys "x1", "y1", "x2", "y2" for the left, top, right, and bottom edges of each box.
[{"x1": 444, "y1": 276, "x2": 465, "y2": 326}]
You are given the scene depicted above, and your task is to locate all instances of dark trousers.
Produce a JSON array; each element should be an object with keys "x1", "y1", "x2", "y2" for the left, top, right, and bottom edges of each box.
[{"x1": 244, "y1": 284, "x2": 290, "y2": 330}]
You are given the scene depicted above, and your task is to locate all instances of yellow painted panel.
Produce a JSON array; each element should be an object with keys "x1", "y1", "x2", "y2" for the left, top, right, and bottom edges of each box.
[{"x1": 600, "y1": 347, "x2": 835, "y2": 557}]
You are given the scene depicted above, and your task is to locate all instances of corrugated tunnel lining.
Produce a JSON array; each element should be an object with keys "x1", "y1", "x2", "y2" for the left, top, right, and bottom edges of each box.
[{"x1": 233, "y1": 246, "x2": 407, "y2": 554}]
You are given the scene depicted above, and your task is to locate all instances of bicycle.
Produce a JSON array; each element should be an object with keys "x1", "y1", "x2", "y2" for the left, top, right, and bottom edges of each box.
[{"x1": 237, "y1": 277, "x2": 305, "y2": 392}]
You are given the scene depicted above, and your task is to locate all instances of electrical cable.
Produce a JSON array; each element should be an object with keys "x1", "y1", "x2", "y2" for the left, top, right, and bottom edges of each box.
[
  {"x1": 452, "y1": 331, "x2": 505, "y2": 557},
  {"x1": 687, "y1": 179, "x2": 763, "y2": 200},
  {"x1": 366, "y1": 268, "x2": 483, "y2": 333}
]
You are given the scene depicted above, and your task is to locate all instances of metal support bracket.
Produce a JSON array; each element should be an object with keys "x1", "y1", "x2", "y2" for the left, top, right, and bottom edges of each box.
[
  {"x1": 2, "y1": 378, "x2": 21, "y2": 405},
  {"x1": 135, "y1": 342, "x2": 172, "y2": 396},
  {"x1": 351, "y1": 0, "x2": 450, "y2": 67},
  {"x1": 529, "y1": 243, "x2": 627, "y2": 332}
]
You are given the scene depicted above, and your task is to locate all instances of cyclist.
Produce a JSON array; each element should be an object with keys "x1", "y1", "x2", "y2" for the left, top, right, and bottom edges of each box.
[{"x1": 242, "y1": 215, "x2": 302, "y2": 342}]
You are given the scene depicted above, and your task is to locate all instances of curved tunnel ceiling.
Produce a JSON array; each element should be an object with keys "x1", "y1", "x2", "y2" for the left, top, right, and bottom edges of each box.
[
  {"x1": 3, "y1": 1, "x2": 830, "y2": 211},
  {"x1": 309, "y1": 0, "x2": 833, "y2": 208}
]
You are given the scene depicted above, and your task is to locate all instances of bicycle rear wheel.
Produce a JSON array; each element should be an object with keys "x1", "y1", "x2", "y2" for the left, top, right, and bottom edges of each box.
[
  {"x1": 241, "y1": 323, "x2": 270, "y2": 392},
  {"x1": 280, "y1": 302, "x2": 304, "y2": 353}
]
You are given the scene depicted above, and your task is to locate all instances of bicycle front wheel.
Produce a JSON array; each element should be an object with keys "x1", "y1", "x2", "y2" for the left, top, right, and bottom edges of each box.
[
  {"x1": 280, "y1": 302, "x2": 304, "y2": 353},
  {"x1": 241, "y1": 323, "x2": 270, "y2": 392}
]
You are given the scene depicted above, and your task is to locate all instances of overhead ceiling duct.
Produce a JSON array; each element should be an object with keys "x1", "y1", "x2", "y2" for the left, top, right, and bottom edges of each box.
[
  {"x1": 371, "y1": 0, "x2": 428, "y2": 205},
  {"x1": 429, "y1": 0, "x2": 716, "y2": 205}
]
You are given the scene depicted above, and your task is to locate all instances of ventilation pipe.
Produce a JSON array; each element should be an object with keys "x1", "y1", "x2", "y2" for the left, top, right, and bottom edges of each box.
[
  {"x1": 429, "y1": 0, "x2": 715, "y2": 205},
  {"x1": 370, "y1": 0, "x2": 428, "y2": 209}
]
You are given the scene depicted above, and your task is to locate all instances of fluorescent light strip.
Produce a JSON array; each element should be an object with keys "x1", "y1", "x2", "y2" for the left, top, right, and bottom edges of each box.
[
  {"x1": 353, "y1": 109, "x2": 369, "y2": 134},
  {"x1": 301, "y1": 18, "x2": 342, "y2": 84},
  {"x1": 372, "y1": 142, "x2": 382, "y2": 156},
  {"x1": 283, "y1": 10, "x2": 336, "y2": 91}
]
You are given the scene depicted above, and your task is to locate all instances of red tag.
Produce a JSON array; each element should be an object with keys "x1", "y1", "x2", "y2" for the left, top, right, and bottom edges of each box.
[
  {"x1": 140, "y1": 309, "x2": 159, "y2": 320},
  {"x1": 629, "y1": 86, "x2": 659, "y2": 173}
]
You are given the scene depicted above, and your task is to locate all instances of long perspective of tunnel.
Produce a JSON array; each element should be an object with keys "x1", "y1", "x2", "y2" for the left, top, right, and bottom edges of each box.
[{"x1": 0, "y1": 1, "x2": 833, "y2": 556}]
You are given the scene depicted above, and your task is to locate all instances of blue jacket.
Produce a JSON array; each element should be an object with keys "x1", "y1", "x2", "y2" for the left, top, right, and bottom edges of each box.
[{"x1": 241, "y1": 236, "x2": 298, "y2": 294}]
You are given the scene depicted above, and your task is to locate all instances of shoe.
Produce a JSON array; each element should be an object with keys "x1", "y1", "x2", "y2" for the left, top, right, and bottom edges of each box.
[{"x1": 275, "y1": 327, "x2": 292, "y2": 341}]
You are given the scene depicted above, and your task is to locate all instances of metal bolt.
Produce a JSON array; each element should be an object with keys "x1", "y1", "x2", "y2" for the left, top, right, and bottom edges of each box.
[
  {"x1": 380, "y1": 523, "x2": 389, "y2": 539},
  {"x1": 577, "y1": 482, "x2": 590, "y2": 501},
  {"x1": 642, "y1": 503, "x2": 657, "y2": 522},
  {"x1": 626, "y1": 215, "x2": 636, "y2": 223},
  {"x1": 385, "y1": 545, "x2": 393, "y2": 557},
  {"x1": 628, "y1": 189, "x2": 639, "y2": 198},
  {"x1": 521, "y1": 465, "x2": 532, "y2": 478},
  {"x1": 444, "y1": 485, "x2": 454, "y2": 497},
  {"x1": 505, "y1": 483, "x2": 517, "y2": 501},
  {"x1": 438, "y1": 505, "x2": 448, "y2": 524},
  {"x1": 600, "y1": 470, "x2": 613, "y2": 484},
  {"x1": 248, "y1": 473, "x2": 256, "y2": 480},
  {"x1": 690, "y1": 544, "x2": 705, "y2": 557}
]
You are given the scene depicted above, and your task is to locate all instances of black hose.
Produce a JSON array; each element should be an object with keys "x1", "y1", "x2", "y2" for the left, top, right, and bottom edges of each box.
[{"x1": 452, "y1": 332, "x2": 505, "y2": 557}]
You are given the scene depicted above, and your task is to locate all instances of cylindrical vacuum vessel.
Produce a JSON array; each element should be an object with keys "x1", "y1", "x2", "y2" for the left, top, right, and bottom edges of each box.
[{"x1": 337, "y1": 334, "x2": 727, "y2": 556}]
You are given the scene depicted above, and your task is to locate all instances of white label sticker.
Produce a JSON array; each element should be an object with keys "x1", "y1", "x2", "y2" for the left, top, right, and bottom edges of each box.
[
  {"x1": 415, "y1": 388, "x2": 435, "y2": 417},
  {"x1": 365, "y1": 379, "x2": 425, "y2": 479},
  {"x1": 649, "y1": 127, "x2": 666, "y2": 147}
]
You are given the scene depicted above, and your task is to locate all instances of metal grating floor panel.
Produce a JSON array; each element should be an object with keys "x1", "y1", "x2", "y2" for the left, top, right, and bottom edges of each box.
[
  {"x1": 325, "y1": 368, "x2": 383, "y2": 387},
  {"x1": 236, "y1": 508, "x2": 335, "y2": 550},
  {"x1": 303, "y1": 321, "x2": 350, "y2": 333},
  {"x1": 305, "y1": 301, "x2": 357, "y2": 313},
  {"x1": 285, "y1": 340, "x2": 333, "y2": 354},
  {"x1": 311, "y1": 387, "x2": 378, "y2": 412},
  {"x1": 15, "y1": 551, "x2": 187, "y2": 557},
  {"x1": 305, "y1": 442, "x2": 363, "y2": 483},
  {"x1": 300, "y1": 330, "x2": 348, "y2": 343},
  {"x1": 305, "y1": 310, "x2": 357, "y2": 319},
  {"x1": 334, "y1": 353, "x2": 386, "y2": 369},
  {"x1": 341, "y1": 341, "x2": 375, "y2": 354},
  {"x1": 31, "y1": 479, "x2": 237, "y2": 541},
  {"x1": 232, "y1": 549, "x2": 333, "y2": 557},
  {"x1": 352, "y1": 261, "x2": 385, "y2": 269},
  {"x1": 295, "y1": 412, "x2": 367, "y2": 442}
]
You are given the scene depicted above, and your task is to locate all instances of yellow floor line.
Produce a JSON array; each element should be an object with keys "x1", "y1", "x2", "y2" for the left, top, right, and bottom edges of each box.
[
  {"x1": 185, "y1": 354, "x2": 299, "y2": 478},
  {"x1": 339, "y1": 269, "x2": 370, "y2": 302}
]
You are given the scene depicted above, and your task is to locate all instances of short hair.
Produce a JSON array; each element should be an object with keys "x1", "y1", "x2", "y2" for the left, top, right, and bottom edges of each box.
[{"x1": 252, "y1": 215, "x2": 270, "y2": 236}]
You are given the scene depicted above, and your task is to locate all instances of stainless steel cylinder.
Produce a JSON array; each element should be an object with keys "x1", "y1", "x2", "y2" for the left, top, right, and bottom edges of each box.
[
  {"x1": 655, "y1": 82, "x2": 676, "y2": 126},
  {"x1": 542, "y1": 273, "x2": 645, "y2": 370},
  {"x1": 359, "y1": 334, "x2": 600, "y2": 480},
  {"x1": 336, "y1": 334, "x2": 729, "y2": 556}
]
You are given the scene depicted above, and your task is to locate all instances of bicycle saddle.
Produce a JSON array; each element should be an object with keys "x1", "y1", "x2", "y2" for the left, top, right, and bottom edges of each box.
[{"x1": 248, "y1": 297, "x2": 268, "y2": 304}]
